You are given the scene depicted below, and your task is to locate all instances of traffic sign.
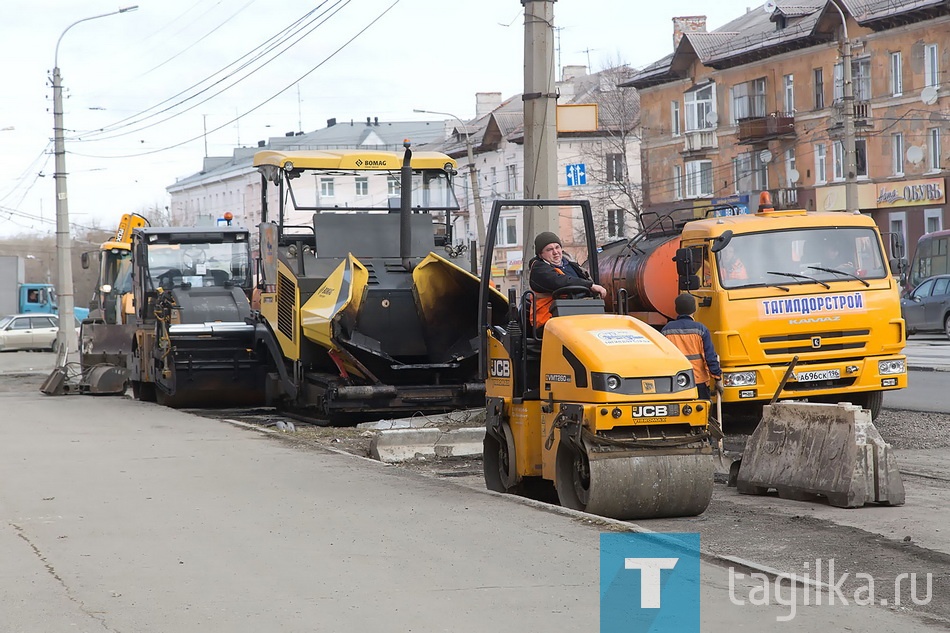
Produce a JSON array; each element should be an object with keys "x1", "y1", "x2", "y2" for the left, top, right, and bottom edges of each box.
[{"x1": 566, "y1": 163, "x2": 587, "y2": 187}]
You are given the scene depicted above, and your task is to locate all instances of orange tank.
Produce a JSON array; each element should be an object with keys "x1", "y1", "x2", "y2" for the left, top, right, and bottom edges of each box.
[{"x1": 598, "y1": 233, "x2": 681, "y2": 325}]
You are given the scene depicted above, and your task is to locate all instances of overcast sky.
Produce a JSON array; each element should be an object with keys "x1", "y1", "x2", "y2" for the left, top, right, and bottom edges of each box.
[{"x1": 0, "y1": 0, "x2": 761, "y2": 238}]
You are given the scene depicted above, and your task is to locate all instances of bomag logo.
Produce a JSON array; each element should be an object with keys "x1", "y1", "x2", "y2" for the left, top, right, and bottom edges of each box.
[
  {"x1": 317, "y1": 287, "x2": 335, "y2": 297},
  {"x1": 355, "y1": 159, "x2": 388, "y2": 167},
  {"x1": 631, "y1": 405, "x2": 668, "y2": 417},
  {"x1": 489, "y1": 359, "x2": 510, "y2": 378}
]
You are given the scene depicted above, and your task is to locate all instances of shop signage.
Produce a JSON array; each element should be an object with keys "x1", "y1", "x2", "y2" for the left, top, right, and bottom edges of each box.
[{"x1": 876, "y1": 178, "x2": 945, "y2": 208}]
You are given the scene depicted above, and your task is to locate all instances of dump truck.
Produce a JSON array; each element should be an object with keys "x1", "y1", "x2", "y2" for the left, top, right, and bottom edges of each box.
[
  {"x1": 251, "y1": 143, "x2": 508, "y2": 422},
  {"x1": 478, "y1": 199, "x2": 714, "y2": 520},
  {"x1": 598, "y1": 194, "x2": 906, "y2": 419}
]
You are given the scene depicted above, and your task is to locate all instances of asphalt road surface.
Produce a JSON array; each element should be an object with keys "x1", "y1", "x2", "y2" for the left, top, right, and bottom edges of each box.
[{"x1": 2, "y1": 368, "x2": 948, "y2": 631}]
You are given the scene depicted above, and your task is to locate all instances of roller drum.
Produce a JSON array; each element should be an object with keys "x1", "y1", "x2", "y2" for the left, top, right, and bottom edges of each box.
[{"x1": 556, "y1": 442, "x2": 714, "y2": 520}]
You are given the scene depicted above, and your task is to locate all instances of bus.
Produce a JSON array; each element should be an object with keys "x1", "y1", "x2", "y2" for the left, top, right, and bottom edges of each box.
[{"x1": 907, "y1": 228, "x2": 950, "y2": 293}]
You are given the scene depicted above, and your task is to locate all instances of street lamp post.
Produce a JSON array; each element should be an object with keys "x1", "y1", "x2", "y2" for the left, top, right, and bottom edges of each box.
[
  {"x1": 51, "y1": 6, "x2": 138, "y2": 364},
  {"x1": 413, "y1": 109, "x2": 486, "y2": 271},
  {"x1": 830, "y1": 1, "x2": 858, "y2": 213}
]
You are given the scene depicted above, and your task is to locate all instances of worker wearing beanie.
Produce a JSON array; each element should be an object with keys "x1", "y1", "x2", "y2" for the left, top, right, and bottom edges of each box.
[
  {"x1": 661, "y1": 293, "x2": 722, "y2": 400},
  {"x1": 527, "y1": 232, "x2": 607, "y2": 330}
]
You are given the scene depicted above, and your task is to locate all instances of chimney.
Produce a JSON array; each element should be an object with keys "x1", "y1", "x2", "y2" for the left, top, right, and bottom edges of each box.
[
  {"x1": 257, "y1": 140, "x2": 266, "y2": 147},
  {"x1": 672, "y1": 16, "x2": 707, "y2": 49},
  {"x1": 374, "y1": 116, "x2": 379, "y2": 126},
  {"x1": 561, "y1": 65, "x2": 587, "y2": 82},
  {"x1": 327, "y1": 117, "x2": 337, "y2": 127},
  {"x1": 366, "y1": 117, "x2": 372, "y2": 126},
  {"x1": 475, "y1": 92, "x2": 502, "y2": 117}
]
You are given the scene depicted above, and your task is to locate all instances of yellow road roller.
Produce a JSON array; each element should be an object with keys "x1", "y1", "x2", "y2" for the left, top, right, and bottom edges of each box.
[{"x1": 477, "y1": 200, "x2": 714, "y2": 520}]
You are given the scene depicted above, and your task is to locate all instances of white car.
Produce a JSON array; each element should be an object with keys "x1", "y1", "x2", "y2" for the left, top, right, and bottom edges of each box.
[{"x1": 0, "y1": 313, "x2": 70, "y2": 352}]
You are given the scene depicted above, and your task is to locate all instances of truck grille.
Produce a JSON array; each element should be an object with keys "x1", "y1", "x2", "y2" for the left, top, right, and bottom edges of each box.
[
  {"x1": 760, "y1": 329, "x2": 870, "y2": 356},
  {"x1": 277, "y1": 272, "x2": 296, "y2": 341}
]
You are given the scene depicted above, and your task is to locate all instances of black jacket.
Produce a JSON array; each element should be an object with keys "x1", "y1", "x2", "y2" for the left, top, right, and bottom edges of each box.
[{"x1": 528, "y1": 256, "x2": 594, "y2": 294}]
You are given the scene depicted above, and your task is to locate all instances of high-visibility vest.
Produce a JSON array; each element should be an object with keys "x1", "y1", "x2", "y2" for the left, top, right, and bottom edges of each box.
[{"x1": 530, "y1": 267, "x2": 566, "y2": 328}]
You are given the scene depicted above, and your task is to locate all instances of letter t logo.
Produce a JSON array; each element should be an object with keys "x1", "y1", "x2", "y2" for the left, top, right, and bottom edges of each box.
[{"x1": 624, "y1": 558, "x2": 679, "y2": 608}]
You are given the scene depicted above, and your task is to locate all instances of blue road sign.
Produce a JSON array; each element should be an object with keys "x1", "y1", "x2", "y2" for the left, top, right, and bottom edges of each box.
[{"x1": 566, "y1": 163, "x2": 587, "y2": 187}]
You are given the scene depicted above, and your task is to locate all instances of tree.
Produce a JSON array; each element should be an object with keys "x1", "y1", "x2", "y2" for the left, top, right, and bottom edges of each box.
[{"x1": 569, "y1": 62, "x2": 644, "y2": 246}]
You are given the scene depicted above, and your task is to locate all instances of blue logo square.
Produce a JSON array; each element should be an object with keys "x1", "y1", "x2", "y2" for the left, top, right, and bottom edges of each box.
[{"x1": 600, "y1": 532, "x2": 701, "y2": 633}]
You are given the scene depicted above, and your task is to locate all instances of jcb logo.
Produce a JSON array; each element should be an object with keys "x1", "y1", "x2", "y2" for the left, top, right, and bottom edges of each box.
[
  {"x1": 489, "y1": 359, "x2": 510, "y2": 378},
  {"x1": 632, "y1": 405, "x2": 668, "y2": 417}
]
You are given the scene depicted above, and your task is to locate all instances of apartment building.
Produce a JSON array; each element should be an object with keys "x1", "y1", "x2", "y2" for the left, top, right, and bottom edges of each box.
[
  {"x1": 425, "y1": 66, "x2": 641, "y2": 288},
  {"x1": 625, "y1": 0, "x2": 948, "y2": 262}
]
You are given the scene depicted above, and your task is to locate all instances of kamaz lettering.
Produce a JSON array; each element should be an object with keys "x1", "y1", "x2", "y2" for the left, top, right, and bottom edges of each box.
[{"x1": 762, "y1": 293, "x2": 864, "y2": 317}]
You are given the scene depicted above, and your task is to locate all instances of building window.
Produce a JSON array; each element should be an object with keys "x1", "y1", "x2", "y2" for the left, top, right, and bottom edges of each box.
[
  {"x1": 673, "y1": 165, "x2": 683, "y2": 200},
  {"x1": 890, "y1": 52, "x2": 903, "y2": 97},
  {"x1": 671, "y1": 101, "x2": 681, "y2": 136},
  {"x1": 785, "y1": 148, "x2": 797, "y2": 184},
  {"x1": 732, "y1": 78, "x2": 766, "y2": 120},
  {"x1": 685, "y1": 160, "x2": 713, "y2": 197},
  {"x1": 606, "y1": 153, "x2": 624, "y2": 182},
  {"x1": 506, "y1": 164, "x2": 518, "y2": 193},
  {"x1": 607, "y1": 209, "x2": 625, "y2": 238},
  {"x1": 892, "y1": 133, "x2": 904, "y2": 176},
  {"x1": 929, "y1": 128, "x2": 942, "y2": 172},
  {"x1": 813, "y1": 68, "x2": 824, "y2": 109},
  {"x1": 685, "y1": 84, "x2": 716, "y2": 132},
  {"x1": 387, "y1": 176, "x2": 400, "y2": 196},
  {"x1": 834, "y1": 59, "x2": 872, "y2": 102},
  {"x1": 835, "y1": 140, "x2": 868, "y2": 179},
  {"x1": 889, "y1": 212, "x2": 907, "y2": 259},
  {"x1": 784, "y1": 74, "x2": 794, "y2": 112},
  {"x1": 925, "y1": 208, "x2": 943, "y2": 234},
  {"x1": 815, "y1": 144, "x2": 827, "y2": 184},
  {"x1": 856, "y1": 138, "x2": 868, "y2": 177},
  {"x1": 355, "y1": 177, "x2": 368, "y2": 196},
  {"x1": 752, "y1": 151, "x2": 768, "y2": 190},
  {"x1": 925, "y1": 44, "x2": 939, "y2": 87},
  {"x1": 496, "y1": 216, "x2": 518, "y2": 247},
  {"x1": 320, "y1": 178, "x2": 335, "y2": 197},
  {"x1": 735, "y1": 154, "x2": 751, "y2": 193}
]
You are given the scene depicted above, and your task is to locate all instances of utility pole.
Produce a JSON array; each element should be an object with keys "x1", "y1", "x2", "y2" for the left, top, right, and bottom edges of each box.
[
  {"x1": 522, "y1": 0, "x2": 559, "y2": 269},
  {"x1": 51, "y1": 5, "x2": 139, "y2": 366},
  {"x1": 831, "y1": 1, "x2": 858, "y2": 213}
]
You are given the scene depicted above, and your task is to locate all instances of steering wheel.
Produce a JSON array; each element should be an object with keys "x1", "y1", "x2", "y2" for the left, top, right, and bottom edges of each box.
[
  {"x1": 551, "y1": 284, "x2": 597, "y2": 300},
  {"x1": 183, "y1": 248, "x2": 206, "y2": 270}
]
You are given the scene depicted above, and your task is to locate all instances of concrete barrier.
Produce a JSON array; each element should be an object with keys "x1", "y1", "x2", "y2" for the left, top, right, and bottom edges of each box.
[
  {"x1": 736, "y1": 401, "x2": 905, "y2": 508},
  {"x1": 370, "y1": 427, "x2": 485, "y2": 463},
  {"x1": 358, "y1": 408, "x2": 486, "y2": 430},
  {"x1": 434, "y1": 428, "x2": 485, "y2": 458}
]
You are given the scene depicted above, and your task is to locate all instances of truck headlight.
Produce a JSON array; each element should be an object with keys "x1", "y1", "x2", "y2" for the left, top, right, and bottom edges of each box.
[
  {"x1": 878, "y1": 360, "x2": 905, "y2": 375},
  {"x1": 723, "y1": 371, "x2": 756, "y2": 387},
  {"x1": 606, "y1": 375, "x2": 621, "y2": 390},
  {"x1": 675, "y1": 372, "x2": 690, "y2": 388}
]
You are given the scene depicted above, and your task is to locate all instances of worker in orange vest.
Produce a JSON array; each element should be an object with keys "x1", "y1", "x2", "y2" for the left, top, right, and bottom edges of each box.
[{"x1": 527, "y1": 232, "x2": 607, "y2": 329}]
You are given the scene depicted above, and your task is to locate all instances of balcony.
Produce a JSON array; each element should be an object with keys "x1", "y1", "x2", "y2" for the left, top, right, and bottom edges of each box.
[
  {"x1": 683, "y1": 129, "x2": 718, "y2": 153},
  {"x1": 737, "y1": 112, "x2": 796, "y2": 144},
  {"x1": 770, "y1": 187, "x2": 799, "y2": 209}
]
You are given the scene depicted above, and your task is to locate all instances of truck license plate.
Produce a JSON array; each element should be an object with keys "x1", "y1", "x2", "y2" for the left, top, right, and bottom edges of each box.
[{"x1": 794, "y1": 369, "x2": 840, "y2": 382}]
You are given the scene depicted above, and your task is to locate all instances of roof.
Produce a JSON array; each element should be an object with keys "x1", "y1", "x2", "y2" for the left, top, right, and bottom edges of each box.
[
  {"x1": 169, "y1": 120, "x2": 448, "y2": 192},
  {"x1": 625, "y1": 0, "x2": 947, "y2": 89},
  {"x1": 252, "y1": 149, "x2": 456, "y2": 172}
]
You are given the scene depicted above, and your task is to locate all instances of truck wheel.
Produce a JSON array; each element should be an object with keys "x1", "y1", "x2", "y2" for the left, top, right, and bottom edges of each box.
[
  {"x1": 944, "y1": 314, "x2": 950, "y2": 340},
  {"x1": 856, "y1": 390, "x2": 883, "y2": 420}
]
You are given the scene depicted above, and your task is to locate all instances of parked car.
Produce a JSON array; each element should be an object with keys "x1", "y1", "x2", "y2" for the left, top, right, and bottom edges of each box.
[
  {"x1": 0, "y1": 313, "x2": 77, "y2": 352},
  {"x1": 901, "y1": 274, "x2": 950, "y2": 339}
]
